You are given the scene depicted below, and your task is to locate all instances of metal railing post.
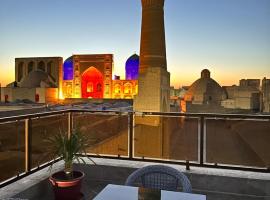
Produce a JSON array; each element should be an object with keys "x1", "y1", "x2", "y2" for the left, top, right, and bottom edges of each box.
[
  {"x1": 25, "y1": 118, "x2": 32, "y2": 172},
  {"x1": 128, "y1": 113, "x2": 134, "y2": 159},
  {"x1": 200, "y1": 116, "x2": 205, "y2": 166}
]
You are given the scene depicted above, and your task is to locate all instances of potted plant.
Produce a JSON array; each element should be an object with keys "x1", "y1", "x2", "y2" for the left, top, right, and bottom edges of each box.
[{"x1": 46, "y1": 128, "x2": 95, "y2": 200}]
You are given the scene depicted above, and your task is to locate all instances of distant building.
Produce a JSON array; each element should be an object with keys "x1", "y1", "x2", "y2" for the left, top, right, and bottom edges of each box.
[
  {"x1": 181, "y1": 69, "x2": 227, "y2": 113},
  {"x1": 1, "y1": 57, "x2": 62, "y2": 103},
  {"x1": 221, "y1": 84, "x2": 260, "y2": 111},
  {"x1": 62, "y1": 54, "x2": 113, "y2": 99},
  {"x1": 184, "y1": 69, "x2": 227, "y2": 105},
  {"x1": 1, "y1": 54, "x2": 139, "y2": 103},
  {"x1": 262, "y1": 77, "x2": 270, "y2": 112},
  {"x1": 111, "y1": 54, "x2": 139, "y2": 99},
  {"x1": 170, "y1": 86, "x2": 187, "y2": 112},
  {"x1": 180, "y1": 70, "x2": 265, "y2": 113},
  {"x1": 170, "y1": 86, "x2": 187, "y2": 99},
  {"x1": 239, "y1": 79, "x2": 260, "y2": 89},
  {"x1": 14, "y1": 57, "x2": 62, "y2": 87},
  {"x1": 221, "y1": 79, "x2": 261, "y2": 111},
  {"x1": 112, "y1": 79, "x2": 138, "y2": 99},
  {"x1": 62, "y1": 54, "x2": 138, "y2": 99}
]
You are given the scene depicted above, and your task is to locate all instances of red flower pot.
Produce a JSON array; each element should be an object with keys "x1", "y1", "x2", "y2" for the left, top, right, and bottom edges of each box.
[{"x1": 49, "y1": 171, "x2": 85, "y2": 200}]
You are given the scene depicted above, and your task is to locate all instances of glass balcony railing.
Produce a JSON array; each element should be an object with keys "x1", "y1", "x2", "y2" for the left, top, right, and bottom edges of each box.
[
  {"x1": 0, "y1": 120, "x2": 25, "y2": 183},
  {"x1": 134, "y1": 115, "x2": 199, "y2": 162},
  {"x1": 73, "y1": 112, "x2": 129, "y2": 157},
  {"x1": 205, "y1": 117, "x2": 270, "y2": 168},
  {"x1": 31, "y1": 114, "x2": 68, "y2": 168},
  {"x1": 0, "y1": 110, "x2": 269, "y2": 187}
]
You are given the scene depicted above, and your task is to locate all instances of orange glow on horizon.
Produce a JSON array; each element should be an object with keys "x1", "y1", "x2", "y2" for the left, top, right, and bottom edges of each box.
[
  {"x1": 0, "y1": 74, "x2": 14, "y2": 87},
  {"x1": 170, "y1": 72, "x2": 241, "y2": 88}
]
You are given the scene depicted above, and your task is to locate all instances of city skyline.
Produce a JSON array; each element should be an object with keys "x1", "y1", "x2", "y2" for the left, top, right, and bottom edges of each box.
[{"x1": 0, "y1": 0, "x2": 270, "y2": 87}]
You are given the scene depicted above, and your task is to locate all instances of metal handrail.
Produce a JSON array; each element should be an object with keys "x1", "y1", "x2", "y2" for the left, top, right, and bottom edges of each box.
[{"x1": 1, "y1": 109, "x2": 270, "y2": 122}]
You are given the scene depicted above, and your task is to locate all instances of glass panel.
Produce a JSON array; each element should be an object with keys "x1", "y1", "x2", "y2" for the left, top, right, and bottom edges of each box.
[
  {"x1": 134, "y1": 115, "x2": 199, "y2": 162},
  {"x1": 73, "y1": 113, "x2": 129, "y2": 156},
  {"x1": 205, "y1": 118, "x2": 270, "y2": 168},
  {"x1": 31, "y1": 114, "x2": 68, "y2": 168},
  {"x1": 0, "y1": 120, "x2": 25, "y2": 182}
]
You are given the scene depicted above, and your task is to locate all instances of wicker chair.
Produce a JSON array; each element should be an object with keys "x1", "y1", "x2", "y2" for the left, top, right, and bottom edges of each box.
[{"x1": 125, "y1": 165, "x2": 192, "y2": 193}]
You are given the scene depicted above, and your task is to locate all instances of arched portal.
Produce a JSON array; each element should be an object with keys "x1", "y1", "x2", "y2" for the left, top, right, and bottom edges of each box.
[{"x1": 81, "y1": 67, "x2": 103, "y2": 98}]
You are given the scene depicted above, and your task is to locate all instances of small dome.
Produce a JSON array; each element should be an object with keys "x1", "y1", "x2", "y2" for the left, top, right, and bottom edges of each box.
[
  {"x1": 20, "y1": 70, "x2": 56, "y2": 88},
  {"x1": 128, "y1": 54, "x2": 139, "y2": 61},
  {"x1": 184, "y1": 69, "x2": 227, "y2": 105},
  {"x1": 63, "y1": 56, "x2": 74, "y2": 80},
  {"x1": 125, "y1": 54, "x2": 139, "y2": 80},
  {"x1": 201, "y1": 69, "x2": 210, "y2": 78}
]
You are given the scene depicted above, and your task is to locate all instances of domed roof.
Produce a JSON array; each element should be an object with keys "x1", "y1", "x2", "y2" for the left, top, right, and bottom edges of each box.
[
  {"x1": 201, "y1": 69, "x2": 210, "y2": 78},
  {"x1": 125, "y1": 53, "x2": 139, "y2": 80},
  {"x1": 20, "y1": 70, "x2": 56, "y2": 88},
  {"x1": 63, "y1": 56, "x2": 74, "y2": 80},
  {"x1": 127, "y1": 54, "x2": 139, "y2": 61},
  {"x1": 184, "y1": 69, "x2": 227, "y2": 104},
  {"x1": 64, "y1": 56, "x2": 73, "y2": 63}
]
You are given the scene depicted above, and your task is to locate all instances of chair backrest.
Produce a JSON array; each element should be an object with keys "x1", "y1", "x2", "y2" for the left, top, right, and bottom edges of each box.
[{"x1": 125, "y1": 165, "x2": 192, "y2": 193}]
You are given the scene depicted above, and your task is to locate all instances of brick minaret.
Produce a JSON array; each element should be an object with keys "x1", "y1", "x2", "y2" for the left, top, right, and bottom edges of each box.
[
  {"x1": 134, "y1": 0, "x2": 170, "y2": 112},
  {"x1": 140, "y1": 0, "x2": 167, "y2": 74}
]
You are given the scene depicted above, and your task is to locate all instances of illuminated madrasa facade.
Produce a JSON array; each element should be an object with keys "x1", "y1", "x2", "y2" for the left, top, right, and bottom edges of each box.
[
  {"x1": 0, "y1": 54, "x2": 139, "y2": 103},
  {"x1": 62, "y1": 54, "x2": 138, "y2": 99}
]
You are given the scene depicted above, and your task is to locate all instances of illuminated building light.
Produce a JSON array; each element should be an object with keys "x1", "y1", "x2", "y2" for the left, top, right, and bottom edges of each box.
[
  {"x1": 81, "y1": 67, "x2": 104, "y2": 98},
  {"x1": 58, "y1": 89, "x2": 65, "y2": 100},
  {"x1": 63, "y1": 56, "x2": 74, "y2": 80},
  {"x1": 125, "y1": 54, "x2": 139, "y2": 80},
  {"x1": 124, "y1": 83, "x2": 132, "y2": 94},
  {"x1": 61, "y1": 54, "x2": 139, "y2": 100},
  {"x1": 87, "y1": 82, "x2": 94, "y2": 92}
]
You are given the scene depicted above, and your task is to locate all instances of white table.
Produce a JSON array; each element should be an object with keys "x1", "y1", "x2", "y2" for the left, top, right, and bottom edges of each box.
[{"x1": 94, "y1": 184, "x2": 206, "y2": 200}]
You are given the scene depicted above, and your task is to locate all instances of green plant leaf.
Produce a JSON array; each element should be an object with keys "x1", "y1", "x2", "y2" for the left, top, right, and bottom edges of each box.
[{"x1": 44, "y1": 126, "x2": 97, "y2": 176}]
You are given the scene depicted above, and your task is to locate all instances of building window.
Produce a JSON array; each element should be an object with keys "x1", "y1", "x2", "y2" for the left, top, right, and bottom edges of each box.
[
  {"x1": 47, "y1": 61, "x2": 56, "y2": 81},
  {"x1": 97, "y1": 83, "x2": 102, "y2": 92},
  {"x1": 4, "y1": 95, "x2": 9, "y2": 103},
  {"x1": 18, "y1": 62, "x2": 24, "y2": 82},
  {"x1": 35, "y1": 94, "x2": 40, "y2": 103},
  {"x1": 38, "y1": 61, "x2": 45, "y2": 71},
  {"x1": 87, "y1": 82, "x2": 93, "y2": 93},
  {"x1": 66, "y1": 83, "x2": 73, "y2": 98},
  {"x1": 47, "y1": 62, "x2": 52, "y2": 75},
  {"x1": 105, "y1": 85, "x2": 110, "y2": 93},
  {"x1": 124, "y1": 83, "x2": 132, "y2": 94},
  {"x1": 28, "y1": 61, "x2": 34, "y2": 73},
  {"x1": 114, "y1": 84, "x2": 121, "y2": 94}
]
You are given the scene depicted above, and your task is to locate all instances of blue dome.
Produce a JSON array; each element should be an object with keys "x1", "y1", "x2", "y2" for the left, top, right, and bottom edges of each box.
[
  {"x1": 125, "y1": 54, "x2": 139, "y2": 80},
  {"x1": 63, "y1": 56, "x2": 73, "y2": 80}
]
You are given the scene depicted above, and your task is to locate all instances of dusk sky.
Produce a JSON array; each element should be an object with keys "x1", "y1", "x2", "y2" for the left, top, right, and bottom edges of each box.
[{"x1": 0, "y1": 0, "x2": 269, "y2": 87}]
